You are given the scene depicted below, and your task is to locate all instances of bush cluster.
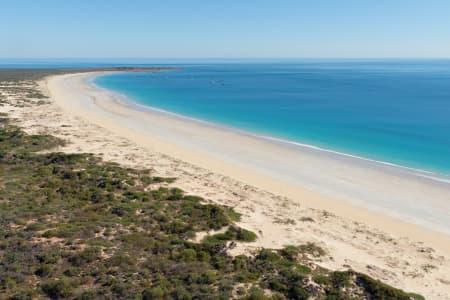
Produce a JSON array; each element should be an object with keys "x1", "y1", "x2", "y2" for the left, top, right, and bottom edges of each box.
[{"x1": 0, "y1": 112, "x2": 424, "y2": 299}]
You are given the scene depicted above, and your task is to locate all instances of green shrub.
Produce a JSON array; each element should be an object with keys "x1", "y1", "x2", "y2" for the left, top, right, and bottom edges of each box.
[
  {"x1": 269, "y1": 278, "x2": 287, "y2": 292},
  {"x1": 76, "y1": 290, "x2": 97, "y2": 300},
  {"x1": 246, "y1": 287, "x2": 270, "y2": 300},
  {"x1": 287, "y1": 285, "x2": 309, "y2": 300},
  {"x1": 34, "y1": 264, "x2": 54, "y2": 277},
  {"x1": 298, "y1": 242, "x2": 325, "y2": 257},
  {"x1": 330, "y1": 271, "x2": 351, "y2": 288},
  {"x1": 295, "y1": 264, "x2": 311, "y2": 275},
  {"x1": 280, "y1": 245, "x2": 300, "y2": 261},
  {"x1": 107, "y1": 254, "x2": 137, "y2": 268},
  {"x1": 181, "y1": 248, "x2": 197, "y2": 262},
  {"x1": 203, "y1": 226, "x2": 257, "y2": 245},
  {"x1": 357, "y1": 273, "x2": 416, "y2": 300},
  {"x1": 40, "y1": 278, "x2": 73, "y2": 299},
  {"x1": 142, "y1": 286, "x2": 166, "y2": 299},
  {"x1": 235, "y1": 227, "x2": 257, "y2": 242},
  {"x1": 69, "y1": 247, "x2": 100, "y2": 266},
  {"x1": 63, "y1": 267, "x2": 80, "y2": 277},
  {"x1": 313, "y1": 275, "x2": 329, "y2": 285},
  {"x1": 8, "y1": 289, "x2": 37, "y2": 300}
]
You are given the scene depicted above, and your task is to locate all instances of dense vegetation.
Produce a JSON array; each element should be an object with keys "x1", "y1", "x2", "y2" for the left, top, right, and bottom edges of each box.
[{"x1": 0, "y1": 72, "x2": 424, "y2": 299}]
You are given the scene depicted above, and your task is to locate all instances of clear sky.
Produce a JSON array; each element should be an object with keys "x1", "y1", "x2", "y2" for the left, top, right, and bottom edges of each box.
[{"x1": 1, "y1": 0, "x2": 450, "y2": 58}]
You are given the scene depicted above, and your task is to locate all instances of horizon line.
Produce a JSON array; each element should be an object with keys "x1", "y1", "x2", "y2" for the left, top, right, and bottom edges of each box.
[{"x1": 2, "y1": 57, "x2": 450, "y2": 60}]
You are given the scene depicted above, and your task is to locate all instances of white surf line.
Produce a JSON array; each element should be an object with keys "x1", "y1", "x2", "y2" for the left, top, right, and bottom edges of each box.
[{"x1": 89, "y1": 72, "x2": 450, "y2": 185}]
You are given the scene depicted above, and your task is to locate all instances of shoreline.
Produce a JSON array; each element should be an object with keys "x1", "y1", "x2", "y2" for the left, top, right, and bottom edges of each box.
[
  {"x1": 58, "y1": 71, "x2": 450, "y2": 238},
  {"x1": 1, "y1": 69, "x2": 446, "y2": 298},
  {"x1": 93, "y1": 70, "x2": 450, "y2": 181},
  {"x1": 46, "y1": 72, "x2": 450, "y2": 245},
  {"x1": 94, "y1": 75, "x2": 450, "y2": 185}
]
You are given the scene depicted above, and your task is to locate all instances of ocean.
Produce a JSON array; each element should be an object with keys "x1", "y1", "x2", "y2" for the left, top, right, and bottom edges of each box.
[
  {"x1": 2, "y1": 59, "x2": 449, "y2": 176},
  {"x1": 94, "y1": 60, "x2": 450, "y2": 176}
]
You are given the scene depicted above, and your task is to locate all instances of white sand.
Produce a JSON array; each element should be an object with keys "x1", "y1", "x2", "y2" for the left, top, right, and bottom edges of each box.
[
  {"x1": 50, "y1": 72, "x2": 450, "y2": 237},
  {"x1": 2, "y1": 71, "x2": 450, "y2": 298}
]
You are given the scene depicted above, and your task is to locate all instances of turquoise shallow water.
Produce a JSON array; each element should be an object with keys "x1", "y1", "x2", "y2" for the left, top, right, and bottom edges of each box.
[{"x1": 94, "y1": 60, "x2": 450, "y2": 175}]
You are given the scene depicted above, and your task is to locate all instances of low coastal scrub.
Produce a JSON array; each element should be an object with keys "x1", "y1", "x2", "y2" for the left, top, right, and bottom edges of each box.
[
  {"x1": 0, "y1": 115, "x2": 425, "y2": 300},
  {"x1": 0, "y1": 74, "x2": 424, "y2": 299}
]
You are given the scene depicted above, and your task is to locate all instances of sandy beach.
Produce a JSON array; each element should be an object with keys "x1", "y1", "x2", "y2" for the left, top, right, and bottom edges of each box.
[
  {"x1": 49, "y1": 72, "x2": 450, "y2": 237},
  {"x1": 2, "y1": 70, "x2": 450, "y2": 298}
]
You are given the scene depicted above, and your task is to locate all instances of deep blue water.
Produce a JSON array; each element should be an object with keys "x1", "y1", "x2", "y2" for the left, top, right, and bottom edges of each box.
[{"x1": 94, "y1": 61, "x2": 450, "y2": 175}]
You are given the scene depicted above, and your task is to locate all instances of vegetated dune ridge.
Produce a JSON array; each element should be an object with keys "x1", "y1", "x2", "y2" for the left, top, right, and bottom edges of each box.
[{"x1": 0, "y1": 69, "x2": 449, "y2": 299}]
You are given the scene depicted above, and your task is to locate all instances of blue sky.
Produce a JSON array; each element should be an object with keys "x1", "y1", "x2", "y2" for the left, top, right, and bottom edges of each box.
[{"x1": 1, "y1": 0, "x2": 450, "y2": 58}]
